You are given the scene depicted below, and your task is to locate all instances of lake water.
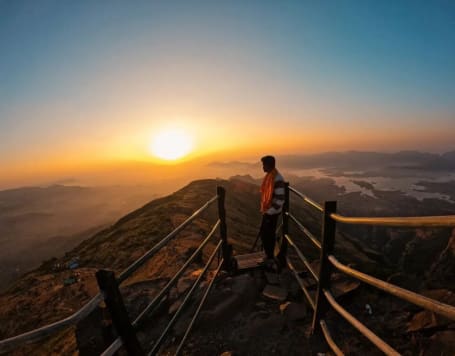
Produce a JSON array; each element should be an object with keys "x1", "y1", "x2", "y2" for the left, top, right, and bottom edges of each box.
[{"x1": 286, "y1": 168, "x2": 455, "y2": 203}]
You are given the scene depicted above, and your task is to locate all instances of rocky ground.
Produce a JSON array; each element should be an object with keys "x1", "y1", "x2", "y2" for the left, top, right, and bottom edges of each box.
[
  {"x1": 144, "y1": 264, "x2": 455, "y2": 356},
  {"x1": 121, "y1": 264, "x2": 321, "y2": 356}
]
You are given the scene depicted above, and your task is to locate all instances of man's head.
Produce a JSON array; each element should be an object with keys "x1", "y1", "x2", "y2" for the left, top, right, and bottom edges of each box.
[{"x1": 261, "y1": 155, "x2": 276, "y2": 173}]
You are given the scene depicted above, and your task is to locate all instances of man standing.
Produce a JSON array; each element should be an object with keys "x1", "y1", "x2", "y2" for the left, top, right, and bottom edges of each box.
[{"x1": 259, "y1": 155, "x2": 285, "y2": 267}]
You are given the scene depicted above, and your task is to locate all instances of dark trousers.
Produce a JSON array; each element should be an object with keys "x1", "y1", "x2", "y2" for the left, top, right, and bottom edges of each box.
[{"x1": 260, "y1": 213, "x2": 279, "y2": 259}]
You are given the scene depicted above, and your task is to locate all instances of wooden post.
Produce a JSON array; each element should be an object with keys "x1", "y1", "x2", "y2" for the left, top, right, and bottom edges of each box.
[
  {"x1": 217, "y1": 186, "x2": 232, "y2": 270},
  {"x1": 312, "y1": 201, "x2": 337, "y2": 334},
  {"x1": 95, "y1": 270, "x2": 144, "y2": 355},
  {"x1": 277, "y1": 182, "x2": 290, "y2": 267}
]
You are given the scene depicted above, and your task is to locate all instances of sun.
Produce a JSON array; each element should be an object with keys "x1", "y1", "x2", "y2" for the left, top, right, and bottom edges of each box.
[{"x1": 150, "y1": 128, "x2": 193, "y2": 161}]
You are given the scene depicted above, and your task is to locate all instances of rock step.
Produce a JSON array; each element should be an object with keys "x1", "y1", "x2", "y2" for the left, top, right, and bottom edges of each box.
[{"x1": 262, "y1": 284, "x2": 288, "y2": 301}]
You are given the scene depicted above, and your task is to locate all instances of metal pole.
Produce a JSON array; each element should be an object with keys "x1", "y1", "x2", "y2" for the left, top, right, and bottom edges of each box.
[
  {"x1": 312, "y1": 201, "x2": 337, "y2": 334},
  {"x1": 217, "y1": 186, "x2": 232, "y2": 271},
  {"x1": 96, "y1": 270, "x2": 144, "y2": 356},
  {"x1": 277, "y1": 182, "x2": 289, "y2": 267}
]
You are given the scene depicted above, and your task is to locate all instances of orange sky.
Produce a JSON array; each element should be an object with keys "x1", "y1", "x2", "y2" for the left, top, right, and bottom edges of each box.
[{"x1": 2, "y1": 2, "x2": 455, "y2": 189}]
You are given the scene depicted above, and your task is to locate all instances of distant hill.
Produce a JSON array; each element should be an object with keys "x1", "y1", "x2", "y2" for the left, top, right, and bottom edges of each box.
[
  {"x1": 210, "y1": 150, "x2": 455, "y2": 172},
  {"x1": 0, "y1": 184, "x2": 159, "y2": 290}
]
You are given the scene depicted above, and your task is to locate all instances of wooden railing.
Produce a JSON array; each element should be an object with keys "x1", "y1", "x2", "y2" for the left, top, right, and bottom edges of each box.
[
  {"x1": 284, "y1": 184, "x2": 455, "y2": 355},
  {"x1": 0, "y1": 186, "x2": 233, "y2": 355}
]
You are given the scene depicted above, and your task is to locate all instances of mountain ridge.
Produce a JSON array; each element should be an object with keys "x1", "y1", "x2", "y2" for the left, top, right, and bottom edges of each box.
[{"x1": 0, "y1": 178, "x2": 453, "y2": 354}]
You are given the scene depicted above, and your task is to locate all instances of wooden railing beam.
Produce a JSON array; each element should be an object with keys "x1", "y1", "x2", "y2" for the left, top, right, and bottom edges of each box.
[
  {"x1": 217, "y1": 186, "x2": 233, "y2": 271},
  {"x1": 312, "y1": 201, "x2": 337, "y2": 333},
  {"x1": 96, "y1": 270, "x2": 144, "y2": 356}
]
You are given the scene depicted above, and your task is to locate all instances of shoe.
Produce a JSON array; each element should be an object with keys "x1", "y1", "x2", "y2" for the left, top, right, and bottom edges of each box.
[
  {"x1": 264, "y1": 258, "x2": 279, "y2": 272},
  {"x1": 258, "y1": 256, "x2": 274, "y2": 267}
]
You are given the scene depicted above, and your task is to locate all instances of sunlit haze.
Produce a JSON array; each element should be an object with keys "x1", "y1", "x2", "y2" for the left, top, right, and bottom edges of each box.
[
  {"x1": 150, "y1": 128, "x2": 194, "y2": 161},
  {"x1": 1, "y1": 1, "x2": 455, "y2": 188}
]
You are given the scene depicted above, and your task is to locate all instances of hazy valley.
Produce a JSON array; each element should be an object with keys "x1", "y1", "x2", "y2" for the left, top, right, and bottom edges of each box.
[{"x1": 0, "y1": 185, "x2": 159, "y2": 291}]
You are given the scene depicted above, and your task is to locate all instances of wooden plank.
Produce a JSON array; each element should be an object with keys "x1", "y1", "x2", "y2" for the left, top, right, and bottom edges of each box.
[{"x1": 234, "y1": 252, "x2": 264, "y2": 270}]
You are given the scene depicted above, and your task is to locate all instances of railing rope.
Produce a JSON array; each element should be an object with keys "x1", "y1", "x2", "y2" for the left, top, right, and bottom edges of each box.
[
  {"x1": 101, "y1": 192, "x2": 223, "y2": 355},
  {"x1": 175, "y1": 258, "x2": 224, "y2": 356},
  {"x1": 149, "y1": 241, "x2": 223, "y2": 355},
  {"x1": 289, "y1": 186, "x2": 324, "y2": 212},
  {"x1": 100, "y1": 210, "x2": 221, "y2": 355},
  {"x1": 285, "y1": 234, "x2": 319, "y2": 281},
  {"x1": 323, "y1": 289, "x2": 401, "y2": 355},
  {"x1": 118, "y1": 195, "x2": 218, "y2": 283},
  {"x1": 133, "y1": 220, "x2": 221, "y2": 326},
  {"x1": 286, "y1": 186, "x2": 455, "y2": 354},
  {"x1": 100, "y1": 337, "x2": 122, "y2": 356},
  {"x1": 287, "y1": 212, "x2": 322, "y2": 249},
  {"x1": 3, "y1": 183, "x2": 455, "y2": 356},
  {"x1": 319, "y1": 320, "x2": 344, "y2": 356},
  {"x1": 287, "y1": 258, "x2": 316, "y2": 310},
  {"x1": 328, "y1": 255, "x2": 455, "y2": 321},
  {"x1": 0, "y1": 293, "x2": 103, "y2": 354},
  {"x1": 0, "y1": 192, "x2": 220, "y2": 354},
  {"x1": 330, "y1": 213, "x2": 455, "y2": 227}
]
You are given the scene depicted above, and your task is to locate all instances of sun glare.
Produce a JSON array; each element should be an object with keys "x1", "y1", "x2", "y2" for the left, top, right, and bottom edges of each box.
[{"x1": 150, "y1": 129, "x2": 193, "y2": 161}]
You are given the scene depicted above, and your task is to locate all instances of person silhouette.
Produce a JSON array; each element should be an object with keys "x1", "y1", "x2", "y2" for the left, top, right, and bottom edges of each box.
[{"x1": 259, "y1": 155, "x2": 285, "y2": 269}]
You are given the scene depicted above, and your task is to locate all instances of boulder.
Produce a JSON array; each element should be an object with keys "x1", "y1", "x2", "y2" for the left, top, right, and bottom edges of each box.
[
  {"x1": 408, "y1": 311, "x2": 436, "y2": 332},
  {"x1": 262, "y1": 285, "x2": 287, "y2": 301},
  {"x1": 197, "y1": 274, "x2": 258, "y2": 327},
  {"x1": 424, "y1": 330, "x2": 455, "y2": 355},
  {"x1": 279, "y1": 301, "x2": 307, "y2": 321},
  {"x1": 407, "y1": 310, "x2": 450, "y2": 332}
]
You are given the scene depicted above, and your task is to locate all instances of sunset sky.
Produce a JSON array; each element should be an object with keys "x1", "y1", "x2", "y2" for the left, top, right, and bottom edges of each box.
[{"x1": 1, "y1": 1, "x2": 455, "y2": 187}]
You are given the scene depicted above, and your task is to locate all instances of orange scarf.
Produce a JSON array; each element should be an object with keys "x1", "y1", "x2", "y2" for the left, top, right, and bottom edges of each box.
[{"x1": 260, "y1": 168, "x2": 277, "y2": 213}]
